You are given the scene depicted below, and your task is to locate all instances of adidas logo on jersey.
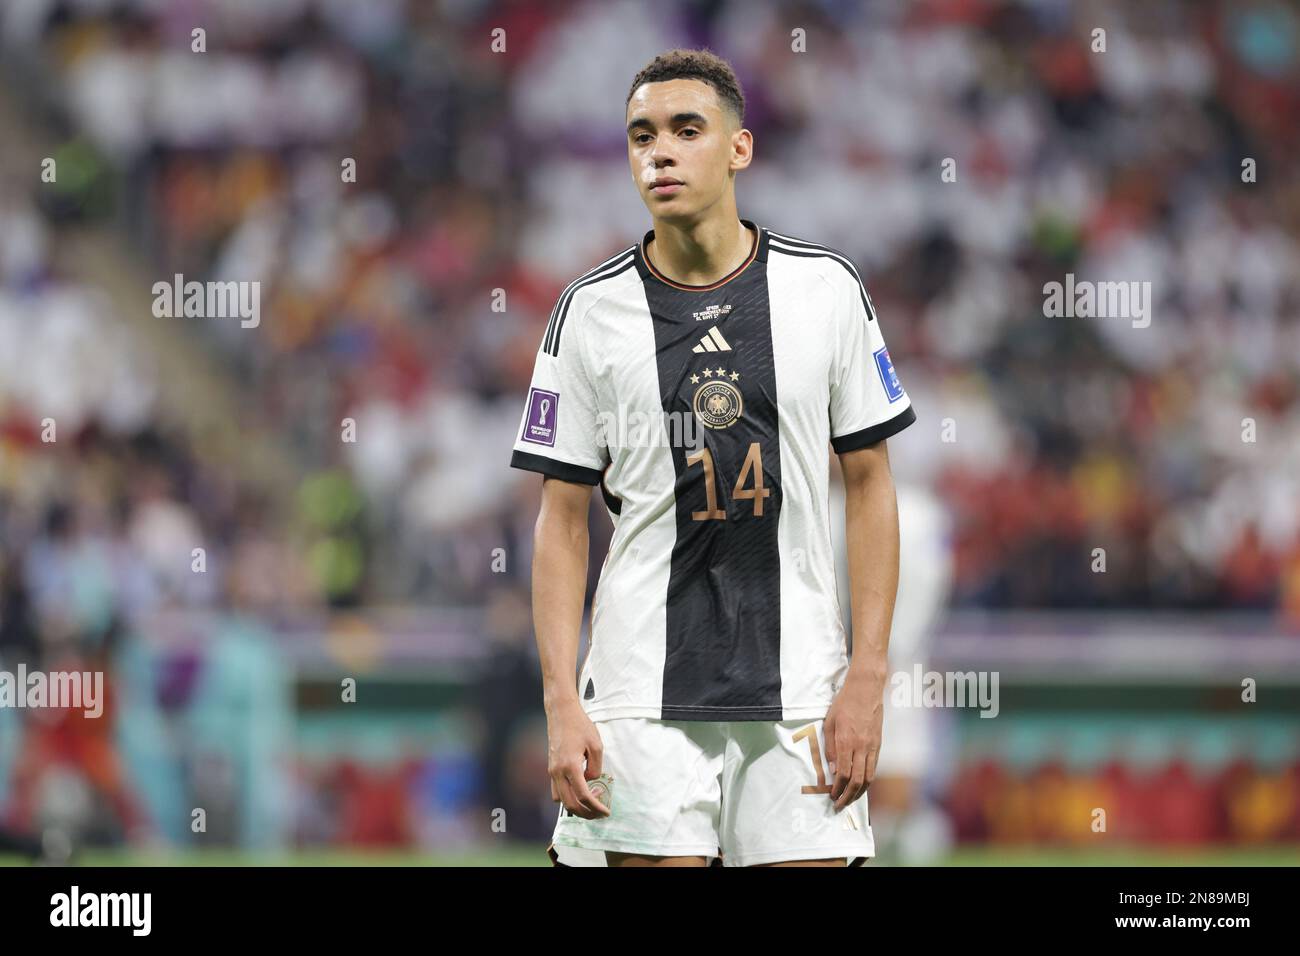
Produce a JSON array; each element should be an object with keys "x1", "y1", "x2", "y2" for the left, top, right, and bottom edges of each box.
[{"x1": 692, "y1": 326, "x2": 732, "y2": 353}]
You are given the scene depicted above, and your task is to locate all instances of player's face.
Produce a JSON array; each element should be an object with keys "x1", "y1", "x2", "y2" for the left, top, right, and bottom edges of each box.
[{"x1": 626, "y1": 79, "x2": 747, "y2": 220}]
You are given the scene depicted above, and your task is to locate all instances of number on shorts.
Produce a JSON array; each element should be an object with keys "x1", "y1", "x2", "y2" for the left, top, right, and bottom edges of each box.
[{"x1": 793, "y1": 725, "x2": 832, "y2": 794}]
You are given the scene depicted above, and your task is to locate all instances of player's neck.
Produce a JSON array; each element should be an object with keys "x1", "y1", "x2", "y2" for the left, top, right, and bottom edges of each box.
[{"x1": 645, "y1": 214, "x2": 753, "y2": 287}]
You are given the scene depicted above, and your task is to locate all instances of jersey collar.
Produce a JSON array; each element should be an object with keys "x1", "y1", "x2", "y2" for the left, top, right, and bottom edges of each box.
[{"x1": 635, "y1": 218, "x2": 770, "y2": 291}]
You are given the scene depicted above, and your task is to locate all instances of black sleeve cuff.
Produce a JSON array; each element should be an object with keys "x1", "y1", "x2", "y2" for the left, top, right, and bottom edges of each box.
[
  {"x1": 511, "y1": 449, "x2": 604, "y2": 485},
  {"x1": 831, "y1": 404, "x2": 916, "y2": 454}
]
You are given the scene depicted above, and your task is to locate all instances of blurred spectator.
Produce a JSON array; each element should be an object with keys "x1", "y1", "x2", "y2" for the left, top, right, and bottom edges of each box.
[
  {"x1": 6, "y1": 0, "x2": 1294, "y2": 613},
  {"x1": 2, "y1": 0, "x2": 1298, "y2": 858}
]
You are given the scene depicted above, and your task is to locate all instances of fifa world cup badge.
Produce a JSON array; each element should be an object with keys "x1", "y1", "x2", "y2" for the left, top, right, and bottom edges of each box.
[{"x1": 588, "y1": 774, "x2": 614, "y2": 814}]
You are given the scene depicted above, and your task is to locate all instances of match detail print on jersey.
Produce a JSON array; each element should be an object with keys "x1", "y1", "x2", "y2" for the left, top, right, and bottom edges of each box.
[{"x1": 510, "y1": 219, "x2": 917, "y2": 723}]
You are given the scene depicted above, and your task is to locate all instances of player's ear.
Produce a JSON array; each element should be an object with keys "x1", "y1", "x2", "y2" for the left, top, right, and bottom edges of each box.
[{"x1": 730, "y1": 127, "x2": 753, "y2": 172}]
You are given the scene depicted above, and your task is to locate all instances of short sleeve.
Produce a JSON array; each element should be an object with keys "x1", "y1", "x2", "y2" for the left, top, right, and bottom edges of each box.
[
  {"x1": 828, "y1": 267, "x2": 916, "y2": 453},
  {"x1": 510, "y1": 299, "x2": 608, "y2": 484}
]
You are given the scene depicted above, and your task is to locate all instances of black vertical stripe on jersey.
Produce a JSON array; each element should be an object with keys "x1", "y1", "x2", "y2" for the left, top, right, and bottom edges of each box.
[{"x1": 638, "y1": 224, "x2": 785, "y2": 721}]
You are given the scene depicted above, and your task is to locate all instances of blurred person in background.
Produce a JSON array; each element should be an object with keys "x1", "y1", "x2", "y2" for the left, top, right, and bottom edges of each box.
[
  {"x1": 0, "y1": 0, "x2": 1295, "y2": 865},
  {"x1": 0, "y1": 548, "x2": 54, "y2": 860},
  {"x1": 832, "y1": 476, "x2": 955, "y2": 865}
]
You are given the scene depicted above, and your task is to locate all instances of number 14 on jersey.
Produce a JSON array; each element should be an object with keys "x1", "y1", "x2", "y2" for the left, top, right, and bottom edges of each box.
[{"x1": 685, "y1": 442, "x2": 770, "y2": 520}]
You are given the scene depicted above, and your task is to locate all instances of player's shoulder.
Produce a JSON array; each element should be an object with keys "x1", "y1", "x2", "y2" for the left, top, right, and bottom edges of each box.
[
  {"x1": 540, "y1": 242, "x2": 639, "y2": 357},
  {"x1": 764, "y1": 226, "x2": 862, "y2": 284},
  {"x1": 764, "y1": 226, "x2": 876, "y2": 321}
]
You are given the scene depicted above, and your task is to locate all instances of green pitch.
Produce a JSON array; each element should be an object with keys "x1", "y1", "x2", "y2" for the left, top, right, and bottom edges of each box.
[
  {"x1": 940, "y1": 846, "x2": 1299, "y2": 867},
  {"x1": 2, "y1": 845, "x2": 1297, "y2": 866}
]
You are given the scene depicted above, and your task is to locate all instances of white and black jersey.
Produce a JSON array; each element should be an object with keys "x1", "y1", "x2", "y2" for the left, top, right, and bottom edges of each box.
[{"x1": 511, "y1": 219, "x2": 916, "y2": 722}]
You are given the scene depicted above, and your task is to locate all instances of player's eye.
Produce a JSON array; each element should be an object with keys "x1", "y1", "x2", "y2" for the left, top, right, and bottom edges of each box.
[
  {"x1": 680, "y1": 128, "x2": 699, "y2": 137},
  {"x1": 634, "y1": 133, "x2": 652, "y2": 144}
]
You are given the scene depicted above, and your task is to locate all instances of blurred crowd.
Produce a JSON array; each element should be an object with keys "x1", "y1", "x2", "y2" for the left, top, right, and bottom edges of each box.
[
  {"x1": 3, "y1": 0, "x2": 1297, "y2": 616},
  {"x1": 950, "y1": 752, "x2": 1300, "y2": 846},
  {"x1": 1, "y1": 0, "x2": 1298, "y2": 855},
  {"x1": 0, "y1": 192, "x2": 261, "y2": 652}
]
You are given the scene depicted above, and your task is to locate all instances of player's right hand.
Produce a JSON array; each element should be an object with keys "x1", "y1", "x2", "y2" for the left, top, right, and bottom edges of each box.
[{"x1": 545, "y1": 698, "x2": 610, "y2": 819}]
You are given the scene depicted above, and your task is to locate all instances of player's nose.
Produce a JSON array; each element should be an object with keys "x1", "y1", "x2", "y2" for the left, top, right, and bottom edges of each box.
[{"x1": 649, "y1": 139, "x2": 678, "y2": 165}]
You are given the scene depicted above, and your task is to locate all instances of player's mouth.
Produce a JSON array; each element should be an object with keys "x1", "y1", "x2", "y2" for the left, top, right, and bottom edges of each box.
[{"x1": 650, "y1": 177, "x2": 683, "y2": 195}]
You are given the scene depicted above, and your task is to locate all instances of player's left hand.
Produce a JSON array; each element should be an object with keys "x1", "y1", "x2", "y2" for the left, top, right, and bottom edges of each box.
[{"x1": 822, "y1": 667, "x2": 886, "y2": 811}]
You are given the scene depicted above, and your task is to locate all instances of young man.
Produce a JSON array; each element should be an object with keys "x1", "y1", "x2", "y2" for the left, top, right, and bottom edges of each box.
[{"x1": 510, "y1": 48, "x2": 916, "y2": 867}]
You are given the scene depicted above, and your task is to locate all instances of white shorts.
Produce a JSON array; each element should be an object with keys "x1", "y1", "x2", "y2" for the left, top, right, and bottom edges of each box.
[{"x1": 549, "y1": 717, "x2": 874, "y2": 867}]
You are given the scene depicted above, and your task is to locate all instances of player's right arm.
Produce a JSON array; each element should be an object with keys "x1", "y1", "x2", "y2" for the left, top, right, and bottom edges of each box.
[
  {"x1": 510, "y1": 286, "x2": 612, "y2": 820},
  {"x1": 533, "y1": 475, "x2": 609, "y2": 819}
]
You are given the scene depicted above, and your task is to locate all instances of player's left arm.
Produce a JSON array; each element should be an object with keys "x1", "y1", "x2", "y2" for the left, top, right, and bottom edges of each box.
[
  {"x1": 825, "y1": 439, "x2": 900, "y2": 811},
  {"x1": 823, "y1": 258, "x2": 912, "y2": 812}
]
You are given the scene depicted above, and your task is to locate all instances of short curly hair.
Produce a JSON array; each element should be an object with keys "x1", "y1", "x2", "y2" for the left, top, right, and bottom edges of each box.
[{"x1": 626, "y1": 48, "x2": 745, "y2": 128}]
